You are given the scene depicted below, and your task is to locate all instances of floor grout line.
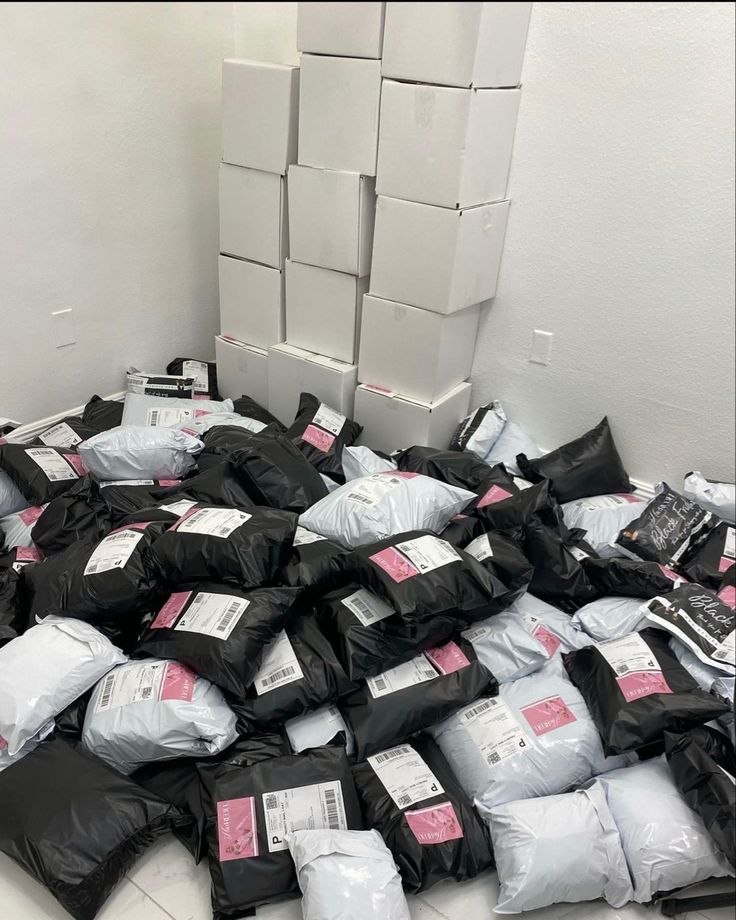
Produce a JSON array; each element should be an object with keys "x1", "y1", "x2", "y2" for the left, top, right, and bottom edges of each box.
[
  {"x1": 125, "y1": 874, "x2": 179, "y2": 920},
  {"x1": 413, "y1": 893, "x2": 455, "y2": 920}
]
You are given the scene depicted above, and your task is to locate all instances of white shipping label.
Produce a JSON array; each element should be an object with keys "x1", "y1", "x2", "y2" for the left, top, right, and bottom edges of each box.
[
  {"x1": 26, "y1": 448, "x2": 78, "y2": 482},
  {"x1": 312, "y1": 403, "x2": 346, "y2": 436},
  {"x1": 724, "y1": 527, "x2": 735, "y2": 559},
  {"x1": 145, "y1": 407, "x2": 193, "y2": 427},
  {"x1": 39, "y1": 422, "x2": 82, "y2": 449},
  {"x1": 182, "y1": 360, "x2": 210, "y2": 392},
  {"x1": 341, "y1": 589, "x2": 395, "y2": 627},
  {"x1": 596, "y1": 633, "x2": 660, "y2": 677},
  {"x1": 159, "y1": 499, "x2": 198, "y2": 516},
  {"x1": 174, "y1": 592, "x2": 248, "y2": 640},
  {"x1": 176, "y1": 508, "x2": 251, "y2": 538},
  {"x1": 462, "y1": 624, "x2": 491, "y2": 644},
  {"x1": 366, "y1": 654, "x2": 438, "y2": 699},
  {"x1": 712, "y1": 630, "x2": 735, "y2": 664},
  {"x1": 100, "y1": 480, "x2": 155, "y2": 488},
  {"x1": 395, "y1": 535, "x2": 461, "y2": 574},
  {"x1": 568, "y1": 545, "x2": 590, "y2": 562},
  {"x1": 368, "y1": 744, "x2": 444, "y2": 809},
  {"x1": 95, "y1": 662, "x2": 164, "y2": 712},
  {"x1": 461, "y1": 698, "x2": 530, "y2": 767},
  {"x1": 84, "y1": 529, "x2": 145, "y2": 576},
  {"x1": 293, "y1": 526, "x2": 328, "y2": 547},
  {"x1": 464, "y1": 533, "x2": 494, "y2": 562},
  {"x1": 262, "y1": 781, "x2": 347, "y2": 853},
  {"x1": 253, "y1": 631, "x2": 304, "y2": 695},
  {"x1": 344, "y1": 473, "x2": 405, "y2": 507}
]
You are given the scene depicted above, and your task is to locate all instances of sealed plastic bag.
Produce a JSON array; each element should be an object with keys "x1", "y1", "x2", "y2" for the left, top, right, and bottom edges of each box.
[
  {"x1": 486, "y1": 421, "x2": 540, "y2": 477},
  {"x1": 233, "y1": 394, "x2": 285, "y2": 431},
  {"x1": 199, "y1": 744, "x2": 363, "y2": 917},
  {"x1": 287, "y1": 828, "x2": 410, "y2": 920},
  {"x1": 342, "y1": 445, "x2": 397, "y2": 481},
  {"x1": 135, "y1": 585, "x2": 300, "y2": 699},
  {"x1": 0, "y1": 567, "x2": 24, "y2": 647},
  {"x1": 449, "y1": 401, "x2": 506, "y2": 458},
  {"x1": 485, "y1": 783, "x2": 633, "y2": 913},
  {"x1": 523, "y1": 515, "x2": 599, "y2": 610},
  {"x1": 35, "y1": 416, "x2": 100, "y2": 448},
  {"x1": 299, "y1": 472, "x2": 475, "y2": 549},
  {"x1": 176, "y1": 411, "x2": 267, "y2": 439},
  {"x1": 0, "y1": 504, "x2": 43, "y2": 550},
  {"x1": 596, "y1": 757, "x2": 734, "y2": 901},
  {"x1": 0, "y1": 443, "x2": 84, "y2": 504},
  {"x1": 562, "y1": 492, "x2": 647, "y2": 557},
  {"x1": 393, "y1": 445, "x2": 496, "y2": 492},
  {"x1": 341, "y1": 639, "x2": 495, "y2": 759},
  {"x1": 82, "y1": 658, "x2": 238, "y2": 773},
  {"x1": 286, "y1": 393, "x2": 362, "y2": 484},
  {"x1": 563, "y1": 629, "x2": 730, "y2": 755},
  {"x1": 571, "y1": 595, "x2": 649, "y2": 641},
  {"x1": 0, "y1": 616, "x2": 126, "y2": 755},
  {"x1": 79, "y1": 426, "x2": 202, "y2": 480},
  {"x1": 286, "y1": 705, "x2": 354, "y2": 756},
  {"x1": 82, "y1": 395, "x2": 124, "y2": 431},
  {"x1": 126, "y1": 367, "x2": 196, "y2": 397},
  {"x1": 0, "y1": 470, "x2": 28, "y2": 518},
  {"x1": 583, "y1": 554, "x2": 685, "y2": 597},
  {"x1": 121, "y1": 392, "x2": 234, "y2": 427},
  {"x1": 683, "y1": 471, "x2": 735, "y2": 524},
  {"x1": 283, "y1": 526, "x2": 352, "y2": 592},
  {"x1": 352, "y1": 734, "x2": 494, "y2": 893},
  {"x1": 680, "y1": 521, "x2": 735, "y2": 588},
  {"x1": 452, "y1": 529, "x2": 533, "y2": 608},
  {"x1": 199, "y1": 423, "x2": 261, "y2": 464},
  {"x1": 167, "y1": 356, "x2": 219, "y2": 399},
  {"x1": 440, "y1": 464, "x2": 520, "y2": 528},
  {"x1": 0, "y1": 737, "x2": 188, "y2": 920}
]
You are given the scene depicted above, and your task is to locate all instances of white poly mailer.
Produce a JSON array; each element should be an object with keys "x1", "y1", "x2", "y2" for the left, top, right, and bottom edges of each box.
[
  {"x1": 341, "y1": 446, "x2": 397, "y2": 482},
  {"x1": 286, "y1": 705, "x2": 355, "y2": 757},
  {"x1": 120, "y1": 393, "x2": 233, "y2": 427},
  {"x1": 571, "y1": 596, "x2": 650, "y2": 642},
  {"x1": 683, "y1": 471, "x2": 735, "y2": 524},
  {"x1": 485, "y1": 421, "x2": 540, "y2": 477},
  {"x1": 79, "y1": 426, "x2": 202, "y2": 481},
  {"x1": 562, "y1": 493, "x2": 647, "y2": 557}
]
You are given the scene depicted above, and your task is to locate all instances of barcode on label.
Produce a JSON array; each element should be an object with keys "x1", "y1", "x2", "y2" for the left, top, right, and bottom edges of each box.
[
  {"x1": 375, "y1": 747, "x2": 409, "y2": 764},
  {"x1": 217, "y1": 601, "x2": 242, "y2": 633},
  {"x1": 372, "y1": 677, "x2": 387, "y2": 692},
  {"x1": 141, "y1": 687, "x2": 152, "y2": 699},
  {"x1": 98, "y1": 674, "x2": 115, "y2": 710},
  {"x1": 351, "y1": 597, "x2": 375, "y2": 620},
  {"x1": 263, "y1": 666, "x2": 296, "y2": 686},
  {"x1": 323, "y1": 788, "x2": 340, "y2": 829},
  {"x1": 265, "y1": 794, "x2": 278, "y2": 810},
  {"x1": 488, "y1": 752, "x2": 501, "y2": 765},
  {"x1": 619, "y1": 664, "x2": 629, "y2": 673},
  {"x1": 397, "y1": 794, "x2": 412, "y2": 807},
  {"x1": 149, "y1": 410, "x2": 161, "y2": 425},
  {"x1": 464, "y1": 701, "x2": 493, "y2": 720},
  {"x1": 346, "y1": 492, "x2": 372, "y2": 505}
]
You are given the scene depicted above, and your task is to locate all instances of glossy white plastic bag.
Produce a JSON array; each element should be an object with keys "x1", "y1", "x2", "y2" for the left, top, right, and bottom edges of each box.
[
  {"x1": 562, "y1": 493, "x2": 647, "y2": 557},
  {"x1": 79, "y1": 426, "x2": 202, "y2": 480},
  {"x1": 571, "y1": 595, "x2": 649, "y2": 641},
  {"x1": 342, "y1": 446, "x2": 397, "y2": 482}
]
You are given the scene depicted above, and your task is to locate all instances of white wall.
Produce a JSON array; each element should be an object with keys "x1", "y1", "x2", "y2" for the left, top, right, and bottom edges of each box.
[
  {"x1": 0, "y1": 2, "x2": 232, "y2": 423},
  {"x1": 233, "y1": 1, "x2": 299, "y2": 65},
  {"x1": 472, "y1": 2, "x2": 735, "y2": 486}
]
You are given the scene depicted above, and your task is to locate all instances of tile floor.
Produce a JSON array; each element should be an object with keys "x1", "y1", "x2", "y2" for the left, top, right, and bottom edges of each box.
[{"x1": 0, "y1": 836, "x2": 733, "y2": 920}]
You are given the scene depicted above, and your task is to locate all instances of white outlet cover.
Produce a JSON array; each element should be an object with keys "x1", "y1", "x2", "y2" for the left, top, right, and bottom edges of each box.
[
  {"x1": 530, "y1": 329, "x2": 553, "y2": 365},
  {"x1": 52, "y1": 309, "x2": 76, "y2": 347}
]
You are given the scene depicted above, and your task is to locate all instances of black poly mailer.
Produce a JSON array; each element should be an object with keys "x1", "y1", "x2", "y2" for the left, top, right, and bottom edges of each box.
[{"x1": 285, "y1": 392, "x2": 362, "y2": 484}]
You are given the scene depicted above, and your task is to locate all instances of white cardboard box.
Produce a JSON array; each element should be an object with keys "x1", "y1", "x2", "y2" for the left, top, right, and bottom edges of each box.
[
  {"x1": 354, "y1": 382, "x2": 472, "y2": 453},
  {"x1": 382, "y1": 2, "x2": 532, "y2": 88},
  {"x1": 297, "y1": 2, "x2": 386, "y2": 58},
  {"x1": 215, "y1": 335, "x2": 269, "y2": 406},
  {"x1": 286, "y1": 260, "x2": 367, "y2": 364},
  {"x1": 359, "y1": 294, "x2": 479, "y2": 403},
  {"x1": 370, "y1": 195, "x2": 510, "y2": 314},
  {"x1": 377, "y1": 81, "x2": 521, "y2": 209},
  {"x1": 219, "y1": 255, "x2": 284, "y2": 349},
  {"x1": 288, "y1": 165, "x2": 375, "y2": 276},
  {"x1": 268, "y1": 343, "x2": 358, "y2": 424},
  {"x1": 219, "y1": 164, "x2": 287, "y2": 269},
  {"x1": 298, "y1": 54, "x2": 382, "y2": 175},
  {"x1": 221, "y1": 59, "x2": 299, "y2": 174}
]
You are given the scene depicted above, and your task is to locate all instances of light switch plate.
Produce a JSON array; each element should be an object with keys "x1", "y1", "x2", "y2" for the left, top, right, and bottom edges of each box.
[
  {"x1": 530, "y1": 329, "x2": 553, "y2": 365},
  {"x1": 52, "y1": 309, "x2": 76, "y2": 347}
]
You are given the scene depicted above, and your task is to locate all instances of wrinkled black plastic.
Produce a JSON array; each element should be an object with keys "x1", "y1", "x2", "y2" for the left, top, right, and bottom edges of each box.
[
  {"x1": 232, "y1": 395, "x2": 285, "y2": 431},
  {"x1": 32, "y1": 416, "x2": 100, "y2": 446},
  {"x1": 282, "y1": 532, "x2": 352, "y2": 593},
  {"x1": 524, "y1": 516, "x2": 599, "y2": 610},
  {"x1": 285, "y1": 392, "x2": 362, "y2": 484},
  {"x1": 199, "y1": 425, "x2": 260, "y2": 465},
  {"x1": 0, "y1": 443, "x2": 84, "y2": 505},
  {"x1": 583, "y1": 556, "x2": 683, "y2": 597},
  {"x1": 82, "y1": 395, "x2": 124, "y2": 431},
  {"x1": 0, "y1": 567, "x2": 23, "y2": 647},
  {"x1": 167, "y1": 357, "x2": 219, "y2": 399},
  {"x1": 394, "y1": 445, "x2": 495, "y2": 491},
  {"x1": 31, "y1": 476, "x2": 111, "y2": 555},
  {"x1": 680, "y1": 522, "x2": 734, "y2": 589},
  {"x1": 158, "y1": 462, "x2": 255, "y2": 508}
]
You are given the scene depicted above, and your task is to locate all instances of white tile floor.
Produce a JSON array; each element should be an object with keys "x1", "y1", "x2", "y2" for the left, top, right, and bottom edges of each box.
[{"x1": 1, "y1": 836, "x2": 733, "y2": 920}]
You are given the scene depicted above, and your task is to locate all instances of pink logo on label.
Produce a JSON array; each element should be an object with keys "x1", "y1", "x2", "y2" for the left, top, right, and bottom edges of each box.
[
  {"x1": 16, "y1": 546, "x2": 42, "y2": 563},
  {"x1": 369, "y1": 547, "x2": 420, "y2": 583},
  {"x1": 616, "y1": 493, "x2": 644, "y2": 504},
  {"x1": 65, "y1": 454, "x2": 87, "y2": 475},
  {"x1": 718, "y1": 585, "x2": 736, "y2": 609},
  {"x1": 532, "y1": 625, "x2": 561, "y2": 658},
  {"x1": 194, "y1": 394, "x2": 210, "y2": 401},
  {"x1": 405, "y1": 802, "x2": 464, "y2": 846},
  {"x1": 658, "y1": 564, "x2": 684, "y2": 583},
  {"x1": 152, "y1": 591, "x2": 192, "y2": 629},
  {"x1": 425, "y1": 641, "x2": 471, "y2": 675},
  {"x1": 160, "y1": 662, "x2": 196, "y2": 702},
  {"x1": 180, "y1": 428, "x2": 199, "y2": 437},
  {"x1": 194, "y1": 408, "x2": 212, "y2": 417},
  {"x1": 617, "y1": 670, "x2": 672, "y2": 703},
  {"x1": 521, "y1": 695, "x2": 577, "y2": 736},
  {"x1": 217, "y1": 797, "x2": 259, "y2": 861},
  {"x1": 393, "y1": 471, "x2": 420, "y2": 479},
  {"x1": 19, "y1": 506, "x2": 44, "y2": 526},
  {"x1": 0, "y1": 437, "x2": 7, "y2": 445},
  {"x1": 302, "y1": 424, "x2": 336, "y2": 453},
  {"x1": 476, "y1": 485, "x2": 513, "y2": 509},
  {"x1": 719, "y1": 556, "x2": 735, "y2": 574},
  {"x1": 157, "y1": 479, "x2": 181, "y2": 487}
]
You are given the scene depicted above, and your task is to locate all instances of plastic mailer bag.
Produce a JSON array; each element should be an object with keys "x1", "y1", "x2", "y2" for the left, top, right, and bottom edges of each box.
[
  {"x1": 441, "y1": 463, "x2": 521, "y2": 525},
  {"x1": 155, "y1": 461, "x2": 253, "y2": 510},
  {"x1": 670, "y1": 637, "x2": 727, "y2": 694},
  {"x1": 0, "y1": 616, "x2": 126, "y2": 755},
  {"x1": 287, "y1": 828, "x2": 410, "y2": 920},
  {"x1": 448, "y1": 401, "x2": 506, "y2": 458},
  {"x1": 0, "y1": 568, "x2": 24, "y2": 647},
  {"x1": 230, "y1": 616, "x2": 354, "y2": 733},
  {"x1": 0, "y1": 443, "x2": 85, "y2": 504},
  {"x1": 665, "y1": 726, "x2": 736, "y2": 866},
  {"x1": 393, "y1": 445, "x2": 497, "y2": 492},
  {"x1": 167, "y1": 356, "x2": 219, "y2": 399},
  {"x1": 517, "y1": 417, "x2": 632, "y2": 503},
  {"x1": 286, "y1": 705, "x2": 355, "y2": 756},
  {"x1": 595, "y1": 757, "x2": 734, "y2": 901},
  {"x1": 135, "y1": 585, "x2": 300, "y2": 700},
  {"x1": 523, "y1": 515, "x2": 599, "y2": 610},
  {"x1": 583, "y1": 554, "x2": 686, "y2": 597},
  {"x1": 613, "y1": 482, "x2": 713, "y2": 565},
  {"x1": 126, "y1": 367, "x2": 197, "y2": 397},
  {"x1": 0, "y1": 504, "x2": 43, "y2": 550},
  {"x1": 684, "y1": 470, "x2": 736, "y2": 524},
  {"x1": 0, "y1": 723, "x2": 53, "y2": 774},
  {"x1": 562, "y1": 629, "x2": 730, "y2": 755},
  {"x1": 352, "y1": 734, "x2": 494, "y2": 893},
  {"x1": 486, "y1": 420, "x2": 541, "y2": 477},
  {"x1": 199, "y1": 423, "x2": 261, "y2": 464},
  {"x1": 561, "y1": 492, "x2": 647, "y2": 557},
  {"x1": 82, "y1": 394, "x2": 124, "y2": 431},
  {"x1": 680, "y1": 520, "x2": 735, "y2": 589},
  {"x1": 0, "y1": 469, "x2": 28, "y2": 518},
  {"x1": 485, "y1": 783, "x2": 633, "y2": 913},
  {"x1": 283, "y1": 526, "x2": 352, "y2": 592},
  {"x1": 454, "y1": 529, "x2": 534, "y2": 608},
  {"x1": 342, "y1": 445, "x2": 397, "y2": 481},
  {"x1": 462, "y1": 593, "x2": 589, "y2": 683},
  {"x1": 0, "y1": 737, "x2": 188, "y2": 920},
  {"x1": 198, "y1": 744, "x2": 363, "y2": 917},
  {"x1": 233, "y1": 394, "x2": 285, "y2": 431},
  {"x1": 175, "y1": 411, "x2": 267, "y2": 439},
  {"x1": 571, "y1": 595, "x2": 650, "y2": 641},
  {"x1": 82, "y1": 658, "x2": 238, "y2": 773},
  {"x1": 30, "y1": 476, "x2": 110, "y2": 554},
  {"x1": 0, "y1": 543, "x2": 42, "y2": 572},
  {"x1": 341, "y1": 638, "x2": 495, "y2": 759},
  {"x1": 286, "y1": 393, "x2": 363, "y2": 484},
  {"x1": 429, "y1": 660, "x2": 632, "y2": 812},
  {"x1": 150, "y1": 505, "x2": 296, "y2": 587},
  {"x1": 121, "y1": 392, "x2": 234, "y2": 427},
  {"x1": 34, "y1": 415, "x2": 100, "y2": 448},
  {"x1": 455, "y1": 479, "x2": 555, "y2": 537},
  {"x1": 79, "y1": 426, "x2": 202, "y2": 480}
]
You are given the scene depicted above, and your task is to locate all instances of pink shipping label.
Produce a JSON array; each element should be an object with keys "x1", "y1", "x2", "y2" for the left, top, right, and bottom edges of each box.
[
  {"x1": 16, "y1": 546, "x2": 42, "y2": 562},
  {"x1": 194, "y1": 408, "x2": 213, "y2": 417},
  {"x1": 118, "y1": 521, "x2": 150, "y2": 532},
  {"x1": 405, "y1": 802, "x2": 464, "y2": 846},
  {"x1": 180, "y1": 428, "x2": 199, "y2": 437},
  {"x1": 302, "y1": 424, "x2": 336, "y2": 453},
  {"x1": 370, "y1": 547, "x2": 420, "y2": 583},
  {"x1": 718, "y1": 585, "x2": 735, "y2": 609},
  {"x1": 19, "y1": 506, "x2": 44, "y2": 526},
  {"x1": 160, "y1": 662, "x2": 196, "y2": 702},
  {"x1": 157, "y1": 479, "x2": 181, "y2": 487},
  {"x1": 616, "y1": 493, "x2": 644, "y2": 503},
  {"x1": 152, "y1": 591, "x2": 192, "y2": 629},
  {"x1": 617, "y1": 670, "x2": 673, "y2": 703},
  {"x1": 719, "y1": 556, "x2": 735, "y2": 573},
  {"x1": 393, "y1": 471, "x2": 420, "y2": 479},
  {"x1": 521, "y1": 695, "x2": 577, "y2": 736},
  {"x1": 425, "y1": 641, "x2": 470, "y2": 675},
  {"x1": 217, "y1": 797, "x2": 259, "y2": 861},
  {"x1": 171, "y1": 506, "x2": 200, "y2": 530},
  {"x1": 66, "y1": 454, "x2": 87, "y2": 475},
  {"x1": 658, "y1": 564, "x2": 685, "y2": 583},
  {"x1": 532, "y1": 625, "x2": 561, "y2": 658},
  {"x1": 476, "y1": 485, "x2": 513, "y2": 509}
]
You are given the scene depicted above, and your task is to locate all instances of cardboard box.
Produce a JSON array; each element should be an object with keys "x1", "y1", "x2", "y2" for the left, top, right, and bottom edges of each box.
[
  {"x1": 286, "y1": 260, "x2": 367, "y2": 364},
  {"x1": 298, "y1": 55, "x2": 382, "y2": 175},
  {"x1": 370, "y1": 196, "x2": 510, "y2": 314},
  {"x1": 382, "y1": 2, "x2": 532, "y2": 88},
  {"x1": 297, "y1": 2, "x2": 385, "y2": 58},
  {"x1": 358, "y1": 295, "x2": 479, "y2": 403},
  {"x1": 219, "y1": 164, "x2": 287, "y2": 269},
  {"x1": 221, "y1": 59, "x2": 299, "y2": 174},
  {"x1": 268, "y1": 343, "x2": 358, "y2": 424},
  {"x1": 377, "y1": 81, "x2": 521, "y2": 208},
  {"x1": 288, "y1": 165, "x2": 375, "y2": 276},
  {"x1": 354, "y1": 382, "x2": 472, "y2": 453},
  {"x1": 215, "y1": 335, "x2": 268, "y2": 406},
  {"x1": 218, "y1": 255, "x2": 284, "y2": 349}
]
